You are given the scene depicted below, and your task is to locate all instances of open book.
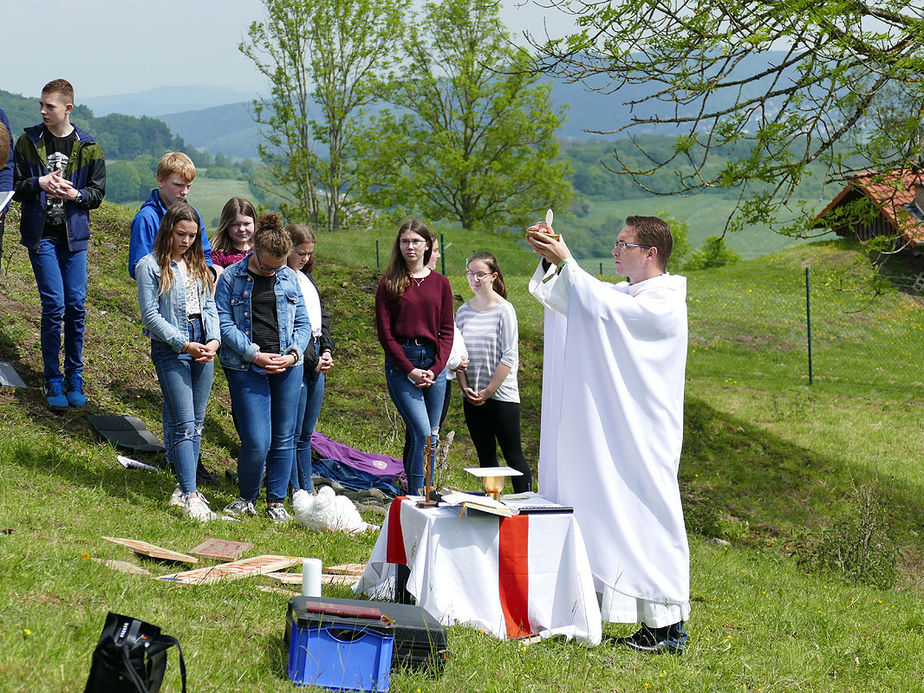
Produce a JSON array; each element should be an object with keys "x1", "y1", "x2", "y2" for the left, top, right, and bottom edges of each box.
[{"x1": 440, "y1": 491, "x2": 513, "y2": 517}]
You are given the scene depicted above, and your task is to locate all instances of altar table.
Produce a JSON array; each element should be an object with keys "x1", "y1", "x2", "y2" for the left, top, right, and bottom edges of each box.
[{"x1": 354, "y1": 495, "x2": 602, "y2": 646}]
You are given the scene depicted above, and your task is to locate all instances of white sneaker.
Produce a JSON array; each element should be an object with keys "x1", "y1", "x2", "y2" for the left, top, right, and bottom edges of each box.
[
  {"x1": 170, "y1": 485, "x2": 207, "y2": 508},
  {"x1": 224, "y1": 498, "x2": 257, "y2": 517},
  {"x1": 184, "y1": 494, "x2": 218, "y2": 522},
  {"x1": 267, "y1": 502, "x2": 293, "y2": 524}
]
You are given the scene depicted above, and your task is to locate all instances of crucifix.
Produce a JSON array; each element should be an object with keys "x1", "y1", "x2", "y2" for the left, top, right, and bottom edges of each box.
[{"x1": 416, "y1": 437, "x2": 439, "y2": 508}]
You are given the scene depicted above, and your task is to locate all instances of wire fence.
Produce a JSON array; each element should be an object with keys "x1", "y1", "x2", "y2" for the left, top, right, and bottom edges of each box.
[
  {"x1": 315, "y1": 229, "x2": 924, "y2": 394},
  {"x1": 685, "y1": 266, "x2": 924, "y2": 392}
]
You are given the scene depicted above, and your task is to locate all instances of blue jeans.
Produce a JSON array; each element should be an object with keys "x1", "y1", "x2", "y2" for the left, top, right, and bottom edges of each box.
[
  {"x1": 151, "y1": 319, "x2": 214, "y2": 495},
  {"x1": 28, "y1": 238, "x2": 87, "y2": 382},
  {"x1": 291, "y1": 342, "x2": 326, "y2": 492},
  {"x1": 384, "y1": 343, "x2": 447, "y2": 493},
  {"x1": 225, "y1": 363, "x2": 303, "y2": 503}
]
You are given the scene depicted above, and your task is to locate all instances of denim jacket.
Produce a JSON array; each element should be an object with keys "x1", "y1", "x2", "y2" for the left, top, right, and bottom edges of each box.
[
  {"x1": 135, "y1": 253, "x2": 221, "y2": 352},
  {"x1": 214, "y1": 257, "x2": 310, "y2": 371}
]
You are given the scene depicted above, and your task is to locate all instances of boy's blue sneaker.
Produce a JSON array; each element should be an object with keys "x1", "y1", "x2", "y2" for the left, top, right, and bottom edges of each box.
[
  {"x1": 44, "y1": 379, "x2": 69, "y2": 410},
  {"x1": 64, "y1": 375, "x2": 87, "y2": 408}
]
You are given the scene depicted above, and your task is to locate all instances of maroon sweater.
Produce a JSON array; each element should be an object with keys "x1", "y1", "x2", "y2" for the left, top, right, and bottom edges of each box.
[{"x1": 375, "y1": 272, "x2": 454, "y2": 376}]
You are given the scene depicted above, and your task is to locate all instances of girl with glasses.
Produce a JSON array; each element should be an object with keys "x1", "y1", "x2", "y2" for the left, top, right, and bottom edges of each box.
[
  {"x1": 455, "y1": 252, "x2": 532, "y2": 492},
  {"x1": 135, "y1": 203, "x2": 221, "y2": 521},
  {"x1": 214, "y1": 212, "x2": 311, "y2": 522},
  {"x1": 375, "y1": 219, "x2": 454, "y2": 493}
]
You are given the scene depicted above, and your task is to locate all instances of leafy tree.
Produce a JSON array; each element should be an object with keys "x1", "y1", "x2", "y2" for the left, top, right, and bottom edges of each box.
[
  {"x1": 354, "y1": 0, "x2": 572, "y2": 232},
  {"x1": 684, "y1": 236, "x2": 741, "y2": 271},
  {"x1": 534, "y1": 0, "x2": 924, "y2": 239},
  {"x1": 656, "y1": 211, "x2": 692, "y2": 272},
  {"x1": 105, "y1": 161, "x2": 142, "y2": 204},
  {"x1": 240, "y1": 0, "x2": 402, "y2": 230}
]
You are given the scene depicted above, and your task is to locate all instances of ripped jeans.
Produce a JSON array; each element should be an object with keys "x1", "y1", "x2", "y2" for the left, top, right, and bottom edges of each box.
[{"x1": 151, "y1": 318, "x2": 215, "y2": 495}]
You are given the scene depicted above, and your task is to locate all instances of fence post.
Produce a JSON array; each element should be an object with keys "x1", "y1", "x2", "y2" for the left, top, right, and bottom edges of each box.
[
  {"x1": 440, "y1": 232, "x2": 446, "y2": 276},
  {"x1": 805, "y1": 267, "x2": 814, "y2": 385},
  {"x1": 599, "y1": 262, "x2": 603, "y2": 277},
  {"x1": 375, "y1": 240, "x2": 380, "y2": 270}
]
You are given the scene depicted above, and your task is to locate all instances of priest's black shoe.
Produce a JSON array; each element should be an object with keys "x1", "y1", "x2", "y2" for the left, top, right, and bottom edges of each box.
[{"x1": 617, "y1": 622, "x2": 686, "y2": 655}]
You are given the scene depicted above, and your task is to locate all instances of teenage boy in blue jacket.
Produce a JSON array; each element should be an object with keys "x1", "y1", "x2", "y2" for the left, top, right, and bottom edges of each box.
[
  {"x1": 128, "y1": 151, "x2": 211, "y2": 279},
  {"x1": 13, "y1": 79, "x2": 106, "y2": 410}
]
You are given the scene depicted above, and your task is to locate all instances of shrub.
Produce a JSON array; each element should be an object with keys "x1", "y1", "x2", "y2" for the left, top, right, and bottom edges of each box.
[
  {"x1": 684, "y1": 235, "x2": 741, "y2": 270},
  {"x1": 800, "y1": 482, "x2": 899, "y2": 589}
]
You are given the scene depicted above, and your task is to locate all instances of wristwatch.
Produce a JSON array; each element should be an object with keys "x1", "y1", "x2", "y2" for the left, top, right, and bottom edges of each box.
[{"x1": 74, "y1": 190, "x2": 84, "y2": 204}]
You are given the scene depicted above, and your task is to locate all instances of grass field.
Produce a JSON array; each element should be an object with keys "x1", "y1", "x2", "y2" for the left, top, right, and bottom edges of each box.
[
  {"x1": 121, "y1": 178, "x2": 255, "y2": 232},
  {"x1": 0, "y1": 202, "x2": 922, "y2": 691}
]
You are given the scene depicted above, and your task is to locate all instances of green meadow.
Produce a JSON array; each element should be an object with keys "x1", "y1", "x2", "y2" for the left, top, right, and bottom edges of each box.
[
  {"x1": 0, "y1": 202, "x2": 921, "y2": 691},
  {"x1": 120, "y1": 177, "x2": 256, "y2": 233}
]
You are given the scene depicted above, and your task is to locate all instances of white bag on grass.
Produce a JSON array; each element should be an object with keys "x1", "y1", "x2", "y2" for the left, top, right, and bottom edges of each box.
[{"x1": 293, "y1": 487, "x2": 367, "y2": 534}]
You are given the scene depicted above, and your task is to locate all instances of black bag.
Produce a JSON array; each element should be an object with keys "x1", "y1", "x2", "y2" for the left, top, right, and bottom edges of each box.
[{"x1": 84, "y1": 612, "x2": 187, "y2": 693}]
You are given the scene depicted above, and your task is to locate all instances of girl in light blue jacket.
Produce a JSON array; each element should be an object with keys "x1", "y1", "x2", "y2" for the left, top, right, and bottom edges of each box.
[{"x1": 136, "y1": 203, "x2": 220, "y2": 521}]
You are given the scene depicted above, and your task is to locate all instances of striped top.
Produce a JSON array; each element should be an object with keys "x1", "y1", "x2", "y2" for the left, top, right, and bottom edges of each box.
[{"x1": 455, "y1": 300, "x2": 520, "y2": 403}]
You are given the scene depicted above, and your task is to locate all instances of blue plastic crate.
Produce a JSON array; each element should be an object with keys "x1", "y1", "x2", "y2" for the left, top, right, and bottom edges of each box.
[{"x1": 287, "y1": 623, "x2": 394, "y2": 691}]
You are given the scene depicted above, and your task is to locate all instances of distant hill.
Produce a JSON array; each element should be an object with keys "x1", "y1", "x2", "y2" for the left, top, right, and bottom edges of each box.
[
  {"x1": 81, "y1": 86, "x2": 256, "y2": 118},
  {"x1": 143, "y1": 50, "x2": 793, "y2": 155},
  {"x1": 160, "y1": 102, "x2": 263, "y2": 159},
  {"x1": 143, "y1": 80, "x2": 629, "y2": 159}
]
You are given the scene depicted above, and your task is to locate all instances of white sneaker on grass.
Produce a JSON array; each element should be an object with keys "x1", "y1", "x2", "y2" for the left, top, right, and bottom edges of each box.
[
  {"x1": 224, "y1": 499, "x2": 257, "y2": 517},
  {"x1": 184, "y1": 494, "x2": 218, "y2": 522},
  {"x1": 267, "y1": 502, "x2": 293, "y2": 524},
  {"x1": 170, "y1": 485, "x2": 207, "y2": 508}
]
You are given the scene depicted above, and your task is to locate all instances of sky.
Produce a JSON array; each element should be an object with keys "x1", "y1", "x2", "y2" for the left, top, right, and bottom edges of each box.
[{"x1": 3, "y1": 0, "x2": 579, "y2": 99}]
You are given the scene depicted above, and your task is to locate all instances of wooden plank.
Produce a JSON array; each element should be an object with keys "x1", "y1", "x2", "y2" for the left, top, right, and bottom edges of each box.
[
  {"x1": 103, "y1": 536, "x2": 199, "y2": 564},
  {"x1": 92, "y1": 558, "x2": 152, "y2": 576},
  {"x1": 256, "y1": 584, "x2": 299, "y2": 596},
  {"x1": 265, "y1": 571, "x2": 361, "y2": 587},
  {"x1": 188, "y1": 538, "x2": 254, "y2": 562},
  {"x1": 157, "y1": 555, "x2": 301, "y2": 584},
  {"x1": 325, "y1": 563, "x2": 366, "y2": 576},
  {"x1": 322, "y1": 574, "x2": 360, "y2": 587}
]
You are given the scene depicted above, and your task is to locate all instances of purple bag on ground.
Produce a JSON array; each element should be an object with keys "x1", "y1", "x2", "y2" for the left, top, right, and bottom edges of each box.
[{"x1": 311, "y1": 433, "x2": 405, "y2": 495}]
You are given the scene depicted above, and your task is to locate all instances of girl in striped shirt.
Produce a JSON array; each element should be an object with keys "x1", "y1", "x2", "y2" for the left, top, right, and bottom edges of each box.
[{"x1": 455, "y1": 252, "x2": 532, "y2": 492}]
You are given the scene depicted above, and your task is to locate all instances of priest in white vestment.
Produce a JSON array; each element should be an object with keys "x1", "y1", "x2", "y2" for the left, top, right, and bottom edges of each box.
[{"x1": 526, "y1": 215, "x2": 690, "y2": 654}]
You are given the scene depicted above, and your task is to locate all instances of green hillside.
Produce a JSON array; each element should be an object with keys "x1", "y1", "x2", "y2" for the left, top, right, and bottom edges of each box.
[{"x1": 0, "y1": 202, "x2": 921, "y2": 691}]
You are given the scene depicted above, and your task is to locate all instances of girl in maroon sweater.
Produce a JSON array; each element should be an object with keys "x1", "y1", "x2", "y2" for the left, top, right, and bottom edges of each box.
[{"x1": 375, "y1": 219, "x2": 454, "y2": 493}]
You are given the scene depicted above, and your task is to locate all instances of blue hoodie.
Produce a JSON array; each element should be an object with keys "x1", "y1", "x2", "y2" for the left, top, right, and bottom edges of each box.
[{"x1": 128, "y1": 188, "x2": 212, "y2": 279}]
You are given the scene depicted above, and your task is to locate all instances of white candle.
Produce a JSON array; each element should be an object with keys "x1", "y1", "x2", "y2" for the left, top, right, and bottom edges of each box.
[{"x1": 302, "y1": 558, "x2": 322, "y2": 597}]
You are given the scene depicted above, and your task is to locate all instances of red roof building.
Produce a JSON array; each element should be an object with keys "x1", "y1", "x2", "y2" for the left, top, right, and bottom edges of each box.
[{"x1": 814, "y1": 171, "x2": 924, "y2": 252}]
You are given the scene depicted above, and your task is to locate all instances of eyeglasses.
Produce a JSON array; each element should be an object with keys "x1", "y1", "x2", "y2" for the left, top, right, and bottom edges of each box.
[
  {"x1": 400, "y1": 239, "x2": 426, "y2": 247},
  {"x1": 466, "y1": 271, "x2": 494, "y2": 281},
  {"x1": 613, "y1": 240, "x2": 653, "y2": 251},
  {"x1": 254, "y1": 253, "x2": 286, "y2": 273}
]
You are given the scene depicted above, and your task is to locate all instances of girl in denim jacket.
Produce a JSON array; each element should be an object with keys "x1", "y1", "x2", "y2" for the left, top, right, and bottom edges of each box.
[
  {"x1": 214, "y1": 212, "x2": 311, "y2": 523},
  {"x1": 136, "y1": 203, "x2": 220, "y2": 522}
]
